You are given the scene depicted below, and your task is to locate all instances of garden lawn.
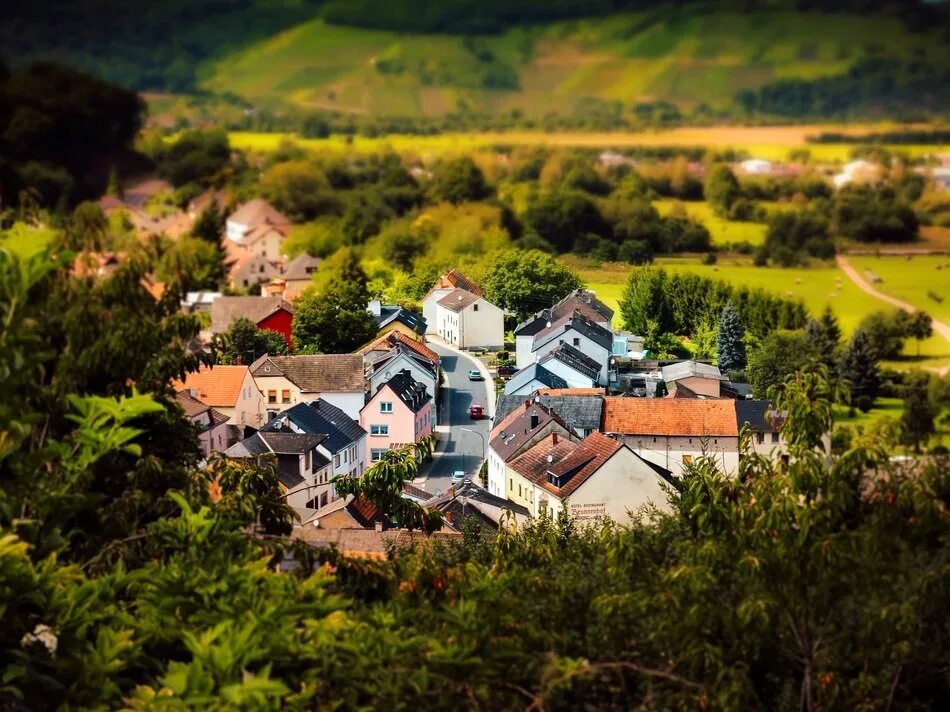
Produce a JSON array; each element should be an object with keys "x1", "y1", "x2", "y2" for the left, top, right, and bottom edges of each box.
[{"x1": 653, "y1": 199, "x2": 767, "y2": 246}]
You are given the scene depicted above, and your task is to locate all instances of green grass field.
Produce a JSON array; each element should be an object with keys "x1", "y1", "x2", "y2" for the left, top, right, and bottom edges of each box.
[
  {"x1": 846, "y1": 255, "x2": 950, "y2": 324},
  {"x1": 653, "y1": 199, "x2": 767, "y2": 246},
  {"x1": 200, "y1": 9, "x2": 948, "y2": 119}
]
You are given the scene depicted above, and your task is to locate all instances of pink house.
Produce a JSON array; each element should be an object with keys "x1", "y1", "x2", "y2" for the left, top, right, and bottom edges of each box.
[{"x1": 360, "y1": 370, "x2": 433, "y2": 468}]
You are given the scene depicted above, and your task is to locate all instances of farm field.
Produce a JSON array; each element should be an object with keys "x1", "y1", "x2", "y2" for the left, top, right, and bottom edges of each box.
[
  {"x1": 571, "y1": 256, "x2": 950, "y2": 370},
  {"x1": 846, "y1": 255, "x2": 950, "y2": 324},
  {"x1": 226, "y1": 129, "x2": 945, "y2": 163},
  {"x1": 653, "y1": 199, "x2": 767, "y2": 246},
  {"x1": 199, "y1": 9, "x2": 949, "y2": 119}
]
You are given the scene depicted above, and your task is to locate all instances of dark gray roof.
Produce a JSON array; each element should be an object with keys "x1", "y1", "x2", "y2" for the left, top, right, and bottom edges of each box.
[
  {"x1": 504, "y1": 364, "x2": 568, "y2": 395},
  {"x1": 369, "y1": 344, "x2": 437, "y2": 376},
  {"x1": 377, "y1": 305, "x2": 427, "y2": 334},
  {"x1": 259, "y1": 431, "x2": 326, "y2": 455},
  {"x1": 735, "y1": 400, "x2": 784, "y2": 433},
  {"x1": 282, "y1": 253, "x2": 321, "y2": 281},
  {"x1": 382, "y1": 370, "x2": 432, "y2": 413},
  {"x1": 262, "y1": 401, "x2": 366, "y2": 454},
  {"x1": 514, "y1": 290, "x2": 614, "y2": 336},
  {"x1": 539, "y1": 343, "x2": 601, "y2": 380},
  {"x1": 495, "y1": 393, "x2": 604, "y2": 433},
  {"x1": 532, "y1": 311, "x2": 613, "y2": 352}
]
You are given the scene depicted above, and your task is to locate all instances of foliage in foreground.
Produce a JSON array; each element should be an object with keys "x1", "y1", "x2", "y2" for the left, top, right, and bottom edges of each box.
[{"x1": 0, "y1": 247, "x2": 948, "y2": 710}]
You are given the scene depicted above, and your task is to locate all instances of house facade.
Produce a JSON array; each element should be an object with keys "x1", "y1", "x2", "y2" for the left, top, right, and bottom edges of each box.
[
  {"x1": 366, "y1": 346, "x2": 438, "y2": 403},
  {"x1": 173, "y1": 365, "x2": 266, "y2": 430},
  {"x1": 175, "y1": 391, "x2": 230, "y2": 456},
  {"x1": 435, "y1": 288, "x2": 504, "y2": 350},
  {"x1": 736, "y1": 400, "x2": 787, "y2": 457},
  {"x1": 601, "y1": 398, "x2": 740, "y2": 476},
  {"x1": 538, "y1": 343, "x2": 600, "y2": 389},
  {"x1": 503, "y1": 364, "x2": 568, "y2": 397},
  {"x1": 360, "y1": 370, "x2": 433, "y2": 468},
  {"x1": 209, "y1": 295, "x2": 294, "y2": 347},
  {"x1": 661, "y1": 361, "x2": 724, "y2": 398},
  {"x1": 421, "y1": 268, "x2": 484, "y2": 331},
  {"x1": 524, "y1": 311, "x2": 613, "y2": 385},
  {"x1": 514, "y1": 290, "x2": 614, "y2": 367},
  {"x1": 250, "y1": 354, "x2": 365, "y2": 421},
  {"x1": 226, "y1": 198, "x2": 292, "y2": 246}
]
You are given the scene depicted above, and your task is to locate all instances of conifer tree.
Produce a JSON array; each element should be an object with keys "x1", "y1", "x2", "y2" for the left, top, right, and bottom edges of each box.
[
  {"x1": 716, "y1": 301, "x2": 746, "y2": 372},
  {"x1": 805, "y1": 305, "x2": 842, "y2": 377},
  {"x1": 840, "y1": 329, "x2": 880, "y2": 412}
]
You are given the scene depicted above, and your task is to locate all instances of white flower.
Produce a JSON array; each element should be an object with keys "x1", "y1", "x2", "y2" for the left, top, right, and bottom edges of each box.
[{"x1": 20, "y1": 624, "x2": 58, "y2": 655}]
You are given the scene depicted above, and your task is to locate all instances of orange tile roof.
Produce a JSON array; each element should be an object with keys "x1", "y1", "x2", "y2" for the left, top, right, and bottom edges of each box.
[
  {"x1": 435, "y1": 269, "x2": 484, "y2": 297},
  {"x1": 542, "y1": 432, "x2": 622, "y2": 497},
  {"x1": 358, "y1": 331, "x2": 439, "y2": 363},
  {"x1": 508, "y1": 433, "x2": 577, "y2": 482},
  {"x1": 602, "y1": 398, "x2": 738, "y2": 437},
  {"x1": 172, "y1": 365, "x2": 250, "y2": 408}
]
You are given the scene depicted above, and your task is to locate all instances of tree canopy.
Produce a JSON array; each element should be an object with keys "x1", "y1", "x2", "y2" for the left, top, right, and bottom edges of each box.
[{"x1": 480, "y1": 249, "x2": 583, "y2": 320}]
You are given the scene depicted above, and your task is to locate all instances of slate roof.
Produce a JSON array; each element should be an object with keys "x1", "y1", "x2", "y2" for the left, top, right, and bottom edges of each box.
[
  {"x1": 504, "y1": 364, "x2": 568, "y2": 395},
  {"x1": 539, "y1": 343, "x2": 601, "y2": 380},
  {"x1": 495, "y1": 392, "x2": 605, "y2": 436},
  {"x1": 210, "y1": 296, "x2": 294, "y2": 334},
  {"x1": 532, "y1": 311, "x2": 613, "y2": 352},
  {"x1": 376, "y1": 304, "x2": 427, "y2": 333},
  {"x1": 258, "y1": 431, "x2": 326, "y2": 455},
  {"x1": 369, "y1": 344, "x2": 437, "y2": 377},
  {"x1": 602, "y1": 398, "x2": 739, "y2": 437},
  {"x1": 380, "y1": 370, "x2": 432, "y2": 413},
  {"x1": 436, "y1": 288, "x2": 483, "y2": 313},
  {"x1": 282, "y1": 253, "x2": 321, "y2": 281},
  {"x1": 228, "y1": 198, "x2": 290, "y2": 230},
  {"x1": 514, "y1": 290, "x2": 614, "y2": 336},
  {"x1": 253, "y1": 354, "x2": 364, "y2": 392},
  {"x1": 661, "y1": 361, "x2": 724, "y2": 383},
  {"x1": 173, "y1": 365, "x2": 249, "y2": 408},
  {"x1": 358, "y1": 331, "x2": 440, "y2": 364},
  {"x1": 735, "y1": 400, "x2": 785, "y2": 433},
  {"x1": 262, "y1": 401, "x2": 366, "y2": 454},
  {"x1": 489, "y1": 402, "x2": 572, "y2": 462},
  {"x1": 541, "y1": 432, "x2": 622, "y2": 497}
]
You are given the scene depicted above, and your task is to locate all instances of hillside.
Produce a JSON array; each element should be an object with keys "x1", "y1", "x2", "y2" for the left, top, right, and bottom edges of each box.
[{"x1": 198, "y1": 7, "x2": 949, "y2": 119}]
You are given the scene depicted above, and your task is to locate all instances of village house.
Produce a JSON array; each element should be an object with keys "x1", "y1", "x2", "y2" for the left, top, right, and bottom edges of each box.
[
  {"x1": 360, "y1": 370, "x2": 433, "y2": 468},
  {"x1": 503, "y1": 364, "x2": 568, "y2": 397},
  {"x1": 261, "y1": 400, "x2": 368, "y2": 493},
  {"x1": 304, "y1": 495, "x2": 386, "y2": 530},
  {"x1": 260, "y1": 253, "x2": 321, "y2": 301},
  {"x1": 209, "y1": 295, "x2": 294, "y2": 347},
  {"x1": 421, "y1": 268, "x2": 485, "y2": 329},
  {"x1": 736, "y1": 400, "x2": 787, "y2": 457},
  {"x1": 601, "y1": 398, "x2": 740, "y2": 476},
  {"x1": 507, "y1": 431, "x2": 674, "y2": 522},
  {"x1": 487, "y1": 400, "x2": 577, "y2": 499},
  {"x1": 224, "y1": 431, "x2": 333, "y2": 515},
  {"x1": 174, "y1": 391, "x2": 230, "y2": 457},
  {"x1": 494, "y1": 389, "x2": 605, "y2": 438},
  {"x1": 537, "y1": 343, "x2": 601, "y2": 389},
  {"x1": 225, "y1": 245, "x2": 284, "y2": 291},
  {"x1": 173, "y1": 364, "x2": 266, "y2": 431},
  {"x1": 424, "y1": 480, "x2": 531, "y2": 532},
  {"x1": 514, "y1": 289, "x2": 614, "y2": 366},
  {"x1": 365, "y1": 342, "x2": 439, "y2": 404},
  {"x1": 225, "y1": 198, "x2": 292, "y2": 257},
  {"x1": 661, "y1": 361, "x2": 725, "y2": 398},
  {"x1": 368, "y1": 300, "x2": 427, "y2": 340},
  {"x1": 250, "y1": 354, "x2": 365, "y2": 421},
  {"x1": 435, "y1": 288, "x2": 505, "y2": 350},
  {"x1": 522, "y1": 311, "x2": 614, "y2": 385},
  {"x1": 359, "y1": 332, "x2": 440, "y2": 383}
]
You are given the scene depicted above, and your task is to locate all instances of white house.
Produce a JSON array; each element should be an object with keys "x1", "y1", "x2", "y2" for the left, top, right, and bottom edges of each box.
[
  {"x1": 736, "y1": 400, "x2": 788, "y2": 458},
  {"x1": 503, "y1": 364, "x2": 568, "y2": 397},
  {"x1": 250, "y1": 354, "x2": 366, "y2": 421},
  {"x1": 226, "y1": 198, "x2": 292, "y2": 249},
  {"x1": 174, "y1": 391, "x2": 230, "y2": 456},
  {"x1": 515, "y1": 290, "x2": 614, "y2": 367},
  {"x1": 435, "y1": 288, "x2": 504, "y2": 350},
  {"x1": 538, "y1": 344, "x2": 600, "y2": 389},
  {"x1": 527, "y1": 311, "x2": 613, "y2": 385},
  {"x1": 506, "y1": 432, "x2": 674, "y2": 521},
  {"x1": 421, "y1": 269, "x2": 484, "y2": 332},
  {"x1": 261, "y1": 400, "x2": 368, "y2": 498},
  {"x1": 601, "y1": 398, "x2": 740, "y2": 477},
  {"x1": 366, "y1": 343, "x2": 438, "y2": 402}
]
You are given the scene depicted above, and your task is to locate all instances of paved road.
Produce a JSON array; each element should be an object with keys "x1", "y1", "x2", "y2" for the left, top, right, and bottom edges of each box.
[{"x1": 417, "y1": 342, "x2": 492, "y2": 495}]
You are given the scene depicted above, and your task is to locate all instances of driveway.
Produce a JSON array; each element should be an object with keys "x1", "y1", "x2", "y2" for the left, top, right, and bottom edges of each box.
[{"x1": 417, "y1": 341, "x2": 492, "y2": 495}]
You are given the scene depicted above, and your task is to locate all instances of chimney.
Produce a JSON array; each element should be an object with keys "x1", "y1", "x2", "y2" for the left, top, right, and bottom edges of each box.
[
  {"x1": 367, "y1": 299, "x2": 382, "y2": 317},
  {"x1": 374, "y1": 521, "x2": 383, "y2": 533},
  {"x1": 235, "y1": 355, "x2": 243, "y2": 365},
  {"x1": 552, "y1": 433, "x2": 558, "y2": 446}
]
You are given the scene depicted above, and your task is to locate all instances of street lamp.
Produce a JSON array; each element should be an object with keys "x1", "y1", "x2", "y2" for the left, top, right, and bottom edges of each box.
[{"x1": 460, "y1": 427, "x2": 486, "y2": 480}]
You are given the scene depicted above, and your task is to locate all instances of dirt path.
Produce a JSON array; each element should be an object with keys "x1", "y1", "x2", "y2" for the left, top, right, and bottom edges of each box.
[{"x1": 836, "y1": 256, "x2": 950, "y2": 375}]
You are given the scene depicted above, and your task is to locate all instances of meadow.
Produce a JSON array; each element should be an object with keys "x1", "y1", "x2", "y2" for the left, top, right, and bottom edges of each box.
[
  {"x1": 653, "y1": 199, "x2": 767, "y2": 246},
  {"x1": 226, "y1": 128, "x2": 945, "y2": 163}
]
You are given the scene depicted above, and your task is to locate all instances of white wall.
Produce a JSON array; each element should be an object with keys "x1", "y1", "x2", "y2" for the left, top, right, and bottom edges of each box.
[
  {"x1": 369, "y1": 354, "x2": 437, "y2": 400},
  {"x1": 619, "y1": 434, "x2": 740, "y2": 477},
  {"x1": 515, "y1": 334, "x2": 534, "y2": 369},
  {"x1": 542, "y1": 359, "x2": 596, "y2": 389},
  {"x1": 504, "y1": 376, "x2": 551, "y2": 397},
  {"x1": 487, "y1": 447, "x2": 507, "y2": 498},
  {"x1": 460, "y1": 299, "x2": 504, "y2": 349},
  {"x1": 422, "y1": 288, "x2": 452, "y2": 333},
  {"x1": 532, "y1": 331, "x2": 610, "y2": 385}
]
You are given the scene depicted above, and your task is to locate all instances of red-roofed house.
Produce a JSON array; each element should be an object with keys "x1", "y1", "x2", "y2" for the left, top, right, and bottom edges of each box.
[
  {"x1": 601, "y1": 398, "x2": 740, "y2": 476},
  {"x1": 173, "y1": 365, "x2": 266, "y2": 429},
  {"x1": 209, "y1": 295, "x2": 295, "y2": 347},
  {"x1": 507, "y1": 431, "x2": 674, "y2": 521},
  {"x1": 421, "y1": 268, "x2": 484, "y2": 327}
]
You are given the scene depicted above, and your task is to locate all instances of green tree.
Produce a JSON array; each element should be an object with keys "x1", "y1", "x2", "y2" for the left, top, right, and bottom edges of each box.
[
  {"x1": 619, "y1": 268, "x2": 673, "y2": 335},
  {"x1": 261, "y1": 160, "x2": 335, "y2": 222},
  {"x1": 481, "y1": 249, "x2": 583, "y2": 320},
  {"x1": 523, "y1": 189, "x2": 609, "y2": 253},
  {"x1": 429, "y1": 156, "x2": 491, "y2": 204},
  {"x1": 899, "y1": 371, "x2": 936, "y2": 453},
  {"x1": 191, "y1": 201, "x2": 224, "y2": 244},
  {"x1": 840, "y1": 329, "x2": 881, "y2": 412},
  {"x1": 746, "y1": 330, "x2": 814, "y2": 398},
  {"x1": 292, "y1": 280, "x2": 378, "y2": 353},
  {"x1": 217, "y1": 317, "x2": 288, "y2": 364},
  {"x1": 703, "y1": 163, "x2": 740, "y2": 217},
  {"x1": 804, "y1": 305, "x2": 842, "y2": 377},
  {"x1": 715, "y1": 302, "x2": 746, "y2": 372},
  {"x1": 380, "y1": 227, "x2": 429, "y2": 271},
  {"x1": 158, "y1": 128, "x2": 230, "y2": 187},
  {"x1": 855, "y1": 310, "x2": 907, "y2": 360},
  {"x1": 906, "y1": 310, "x2": 933, "y2": 357}
]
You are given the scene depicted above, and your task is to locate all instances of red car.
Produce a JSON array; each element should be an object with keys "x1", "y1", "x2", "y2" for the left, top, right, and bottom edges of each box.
[{"x1": 469, "y1": 404, "x2": 484, "y2": 420}]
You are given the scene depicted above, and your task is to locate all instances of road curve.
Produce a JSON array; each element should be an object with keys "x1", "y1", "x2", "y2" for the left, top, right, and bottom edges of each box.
[{"x1": 836, "y1": 255, "x2": 950, "y2": 344}]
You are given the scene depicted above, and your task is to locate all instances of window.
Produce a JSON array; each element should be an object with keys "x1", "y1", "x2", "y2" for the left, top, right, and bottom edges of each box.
[
  {"x1": 320, "y1": 492, "x2": 328, "y2": 507},
  {"x1": 281, "y1": 389, "x2": 291, "y2": 404},
  {"x1": 304, "y1": 451, "x2": 311, "y2": 471},
  {"x1": 349, "y1": 446, "x2": 357, "y2": 462},
  {"x1": 370, "y1": 424, "x2": 389, "y2": 436},
  {"x1": 756, "y1": 432, "x2": 764, "y2": 444},
  {"x1": 371, "y1": 448, "x2": 387, "y2": 462},
  {"x1": 343, "y1": 449, "x2": 348, "y2": 464},
  {"x1": 473, "y1": 303, "x2": 478, "y2": 311},
  {"x1": 267, "y1": 390, "x2": 277, "y2": 404},
  {"x1": 333, "y1": 454, "x2": 340, "y2": 468},
  {"x1": 683, "y1": 455, "x2": 693, "y2": 465},
  {"x1": 771, "y1": 432, "x2": 780, "y2": 443},
  {"x1": 509, "y1": 478, "x2": 513, "y2": 491},
  {"x1": 518, "y1": 484, "x2": 522, "y2": 497},
  {"x1": 573, "y1": 337, "x2": 580, "y2": 347},
  {"x1": 380, "y1": 402, "x2": 393, "y2": 413}
]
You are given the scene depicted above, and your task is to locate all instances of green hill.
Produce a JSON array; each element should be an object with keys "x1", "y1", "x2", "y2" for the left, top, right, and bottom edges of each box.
[{"x1": 199, "y1": 7, "x2": 948, "y2": 119}]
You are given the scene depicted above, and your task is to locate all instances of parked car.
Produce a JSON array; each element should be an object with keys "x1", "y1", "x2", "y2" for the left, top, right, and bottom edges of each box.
[
  {"x1": 451, "y1": 471, "x2": 465, "y2": 485},
  {"x1": 496, "y1": 364, "x2": 517, "y2": 379},
  {"x1": 469, "y1": 404, "x2": 484, "y2": 420},
  {"x1": 467, "y1": 369, "x2": 484, "y2": 381}
]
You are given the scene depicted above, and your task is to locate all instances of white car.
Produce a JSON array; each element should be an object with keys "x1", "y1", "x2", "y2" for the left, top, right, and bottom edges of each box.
[{"x1": 451, "y1": 471, "x2": 465, "y2": 485}]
